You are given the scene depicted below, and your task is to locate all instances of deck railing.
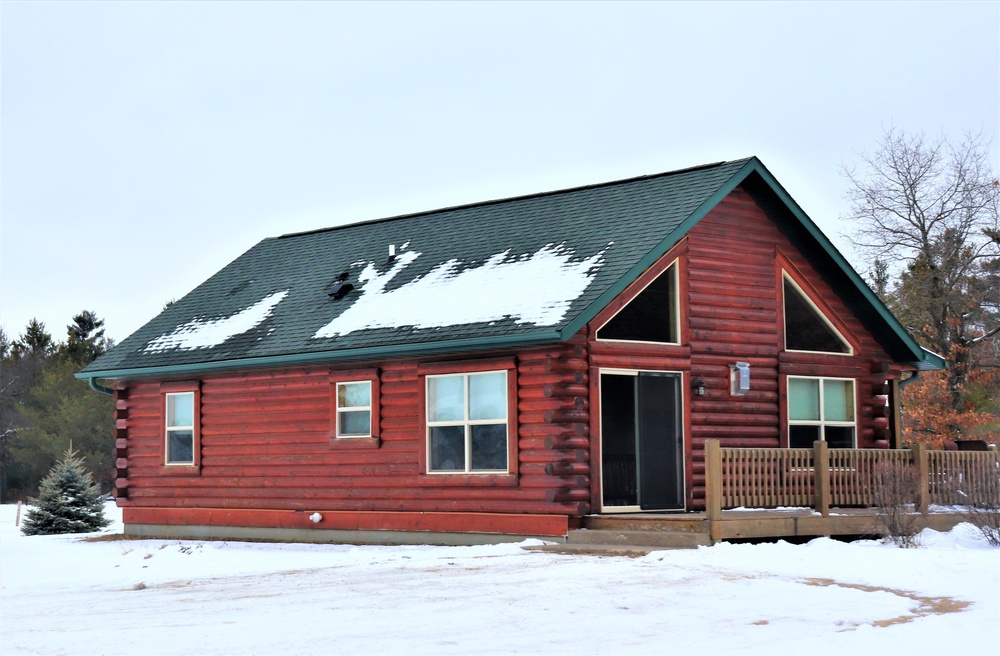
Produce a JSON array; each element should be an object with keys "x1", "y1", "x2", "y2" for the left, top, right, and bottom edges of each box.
[
  {"x1": 928, "y1": 450, "x2": 1000, "y2": 506},
  {"x1": 705, "y1": 440, "x2": 999, "y2": 519}
]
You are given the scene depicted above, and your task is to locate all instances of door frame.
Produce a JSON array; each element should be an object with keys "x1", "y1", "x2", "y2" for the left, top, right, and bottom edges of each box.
[{"x1": 597, "y1": 368, "x2": 687, "y2": 513}]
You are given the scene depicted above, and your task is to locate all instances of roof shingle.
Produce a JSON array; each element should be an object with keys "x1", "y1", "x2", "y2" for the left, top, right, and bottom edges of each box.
[{"x1": 80, "y1": 157, "x2": 943, "y2": 379}]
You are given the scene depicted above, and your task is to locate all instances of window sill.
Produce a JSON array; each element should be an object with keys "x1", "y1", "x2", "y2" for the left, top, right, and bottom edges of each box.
[
  {"x1": 416, "y1": 473, "x2": 518, "y2": 487},
  {"x1": 329, "y1": 436, "x2": 381, "y2": 450},
  {"x1": 158, "y1": 464, "x2": 201, "y2": 476}
]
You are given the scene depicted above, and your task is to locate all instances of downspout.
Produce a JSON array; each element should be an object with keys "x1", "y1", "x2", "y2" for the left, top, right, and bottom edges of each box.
[
  {"x1": 892, "y1": 370, "x2": 921, "y2": 450},
  {"x1": 87, "y1": 377, "x2": 116, "y2": 395}
]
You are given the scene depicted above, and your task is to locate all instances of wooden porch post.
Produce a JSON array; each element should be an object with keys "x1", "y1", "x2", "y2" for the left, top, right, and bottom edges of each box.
[
  {"x1": 889, "y1": 379, "x2": 902, "y2": 449},
  {"x1": 705, "y1": 439, "x2": 722, "y2": 544},
  {"x1": 814, "y1": 440, "x2": 830, "y2": 517},
  {"x1": 706, "y1": 439, "x2": 722, "y2": 521},
  {"x1": 912, "y1": 443, "x2": 929, "y2": 514}
]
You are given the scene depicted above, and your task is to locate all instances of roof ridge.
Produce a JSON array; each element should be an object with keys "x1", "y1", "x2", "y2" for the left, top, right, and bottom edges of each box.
[{"x1": 278, "y1": 158, "x2": 753, "y2": 240}]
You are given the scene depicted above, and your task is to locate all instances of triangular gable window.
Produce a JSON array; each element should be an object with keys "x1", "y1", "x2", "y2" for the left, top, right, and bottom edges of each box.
[
  {"x1": 783, "y1": 276, "x2": 851, "y2": 354},
  {"x1": 597, "y1": 262, "x2": 679, "y2": 344}
]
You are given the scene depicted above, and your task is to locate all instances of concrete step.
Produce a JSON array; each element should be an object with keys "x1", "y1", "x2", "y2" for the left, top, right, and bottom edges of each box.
[
  {"x1": 567, "y1": 528, "x2": 712, "y2": 549},
  {"x1": 524, "y1": 543, "x2": 664, "y2": 557},
  {"x1": 582, "y1": 516, "x2": 709, "y2": 533}
]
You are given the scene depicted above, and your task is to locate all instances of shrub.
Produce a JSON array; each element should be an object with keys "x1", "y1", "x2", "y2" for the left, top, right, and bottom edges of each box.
[
  {"x1": 956, "y1": 458, "x2": 1000, "y2": 547},
  {"x1": 869, "y1": 460, "x2": 922, "y2": 548}
]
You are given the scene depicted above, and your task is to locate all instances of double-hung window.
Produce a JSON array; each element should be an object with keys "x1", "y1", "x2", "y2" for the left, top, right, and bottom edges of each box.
[
  {"x1": 426, "y1": 371, "x2": 508, "y2": 473},
  {"x1": 788, "y1": 376, "x2": 856, "y2": 449},
  {"x1": 335, "y1": 381, "x2": 372, "y2": 438},
  {"x1": 165, "y1": 391, "x2": 196, "y2": 465},
  {"x1": 329, "y1": 370, "x2": 380, "y2": 448}
]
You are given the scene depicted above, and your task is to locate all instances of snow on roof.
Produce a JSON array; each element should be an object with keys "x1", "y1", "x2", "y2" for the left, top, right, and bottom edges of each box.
[
  {"x1": 313, "y1": 243, "x2": 610, "y2": 339},
  {"x1": 144, "y1": 290, "x2": 289, "y2": 352}
]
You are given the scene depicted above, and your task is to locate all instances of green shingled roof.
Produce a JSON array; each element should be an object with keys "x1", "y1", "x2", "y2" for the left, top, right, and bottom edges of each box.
[{"x1": 78, "y1": 157, "x2": 944, "y2": 383}]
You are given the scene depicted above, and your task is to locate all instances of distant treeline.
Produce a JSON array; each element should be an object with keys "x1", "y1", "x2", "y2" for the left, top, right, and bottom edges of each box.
[{"x1": 0, "y1": 312, "x2": 114, "y2": 501}]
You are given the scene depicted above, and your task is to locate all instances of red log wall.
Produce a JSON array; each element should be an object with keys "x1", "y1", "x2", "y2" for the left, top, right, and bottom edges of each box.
[
  {"x1": 586, "y1": 186, "x2": 900, "y2": 510},
  {"x1": 115, "y1": 341, "x2": 590, "y2": 533},
  {"x1": 115, "y1": 185, "x2": 902, "y2": 530}
]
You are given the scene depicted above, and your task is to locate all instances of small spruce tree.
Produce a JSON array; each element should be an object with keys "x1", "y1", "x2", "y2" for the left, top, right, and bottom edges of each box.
[{"x1": 21, "y1": 448, "x2": 110, "y2": 536}]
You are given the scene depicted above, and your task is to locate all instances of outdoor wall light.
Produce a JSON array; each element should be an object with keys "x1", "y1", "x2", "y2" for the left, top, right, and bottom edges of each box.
[{"x1": 692, "y1": 378, "x2": 707, "y2": 396}]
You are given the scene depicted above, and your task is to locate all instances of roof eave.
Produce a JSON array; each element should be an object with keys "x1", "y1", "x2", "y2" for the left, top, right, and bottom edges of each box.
[
  {"x1": 913, "y1": 347, "x2": 947, "y2": 371},
  {"x1": 736, "y1": 160, "x2": 942, "y2": 369},
  {"x1": 76, "y1": 330, "x2": 564, "y2": 382}
]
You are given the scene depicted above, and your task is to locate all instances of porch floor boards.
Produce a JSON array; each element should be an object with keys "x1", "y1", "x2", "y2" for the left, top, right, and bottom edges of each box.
[{"x1": 551, "y1": 508, "x2": 972, "y2": 552}]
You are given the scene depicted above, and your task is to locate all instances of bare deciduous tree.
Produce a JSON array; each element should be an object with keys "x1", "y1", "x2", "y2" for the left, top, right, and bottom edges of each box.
[{"x1": 843, "y1": 128, "x2": 1000, "y2": 412}]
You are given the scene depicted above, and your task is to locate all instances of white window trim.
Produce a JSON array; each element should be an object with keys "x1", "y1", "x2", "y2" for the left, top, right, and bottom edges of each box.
[
  {"x1": 782, "y1": 273, "x2": 854, "y2": 356},
  {"x1": 165, "y1": 391, "x2": 195, "y2": 465},
  {"x1": 787, "y1": 376, "x2": 857, "y2": 448},
  {"x1": 596, "y1": 259, "x2": 681, "y2": 346},
  {"x1": 426, "y1": 370, "x2": 508, "y2": 474},
  {"x1": 335, "y1": 380, "x2": 373, "y2": 439}
]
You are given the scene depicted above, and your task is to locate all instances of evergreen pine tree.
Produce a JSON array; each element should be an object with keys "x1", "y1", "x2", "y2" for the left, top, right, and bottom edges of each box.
[
  {"x1": 21, "y1": 448, "x2": 110, "y2": 536},
  {"x1": 12, "y1": 318, "x2": 54, "y2": 359},
  {"x1": 63, "y1": 310, "x2": 108, "y2": 365}
]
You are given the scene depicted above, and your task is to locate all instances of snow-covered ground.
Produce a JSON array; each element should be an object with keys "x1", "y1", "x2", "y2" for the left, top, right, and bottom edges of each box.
[{"x1": 1, "y1": 503, "x2": 997, "y2": 655}]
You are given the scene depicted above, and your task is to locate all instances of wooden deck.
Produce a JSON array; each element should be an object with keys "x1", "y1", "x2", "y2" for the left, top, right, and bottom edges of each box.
[
  {"x1": 560, "y1": 443, "x2": 996, "y2": 550},
  {"x1": 705, "y1": 441, "x2": 999, "y2": 515},
  {"x1": 565, "y1": 507, "x2": 973, "y2": 550},
  {"x1": 708, "y1": 507, "x2": 969, "y2": 541}
]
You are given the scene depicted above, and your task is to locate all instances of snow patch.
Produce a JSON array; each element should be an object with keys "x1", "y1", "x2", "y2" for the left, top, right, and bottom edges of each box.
[
  {"x1": 313, "y1": 244, "x2": 609, "y2": 339},
  {"x1": 145, "y1": 290, "x2": 289, "y2": 352},
  {"x1": 2, "y1": 504, "x2": 997, "y2": 655}
]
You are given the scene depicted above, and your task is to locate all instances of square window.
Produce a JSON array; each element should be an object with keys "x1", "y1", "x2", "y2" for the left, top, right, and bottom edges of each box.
[
  {"x1": 470, "y1": 424, "x2": 507, "y2": 470},
  {"x1": 788, "y1": 378, "x2": 820, "y2": 421},
  {"x1": 789, "y1": 425, "x2": 820, "y2": 449},
  {"x1": 426, "y1": 371, "x2": 509, "y2": 474},
  {"x1": 787, "y1": 377, "x2": 856, "y2": 448},
  {"x1": 822, "y1": 380, "x2": 854, "y2": 422},
  {"x1": 825, "y1": 426, "x2": 855, "y2": 449},
  {"x1": 428, "y1": 376, "x2": 465, "y2": 422},
  {"x1": 469, "y1": 372, "x2": 506, "y2": 421},
  {"x1": 167, "y1": 430, "x2": 194, "y2": 463},
  {"x1": 339, "y1": 410, "x2": 371, "y2": 437},
  {"x1": 429, "y1": 425, "x2": 465, "y2": 471}
]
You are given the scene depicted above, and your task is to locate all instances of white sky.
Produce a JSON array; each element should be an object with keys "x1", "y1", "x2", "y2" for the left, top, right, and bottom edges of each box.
[{"x1": 2, "y1": 1, "x2": 998, "y2": 344}]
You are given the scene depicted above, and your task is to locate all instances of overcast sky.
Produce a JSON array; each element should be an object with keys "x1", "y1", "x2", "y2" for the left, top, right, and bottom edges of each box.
[{"x1": 2, "y1": 1, "x2": 998, "y2": 345}]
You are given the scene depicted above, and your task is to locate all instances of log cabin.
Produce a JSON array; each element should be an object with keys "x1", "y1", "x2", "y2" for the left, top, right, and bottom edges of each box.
[{"x1": 78, "y1": 157, "x2": 945, "y2": 543}]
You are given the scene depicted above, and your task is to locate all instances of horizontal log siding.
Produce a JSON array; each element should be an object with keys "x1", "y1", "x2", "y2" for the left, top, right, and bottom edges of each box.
[
  {"x1": 517, "y1": 336, "x2": 592, "y2": 507},
  {"x1": 589, "y1": 187, "x2": 898, "y2": 511},
  {"x1": 116, "y1": 344, "x2": 589, "y2": 523},
  {"x1": 687, "y1": 189, "x2": 896, "y2": 507}
]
